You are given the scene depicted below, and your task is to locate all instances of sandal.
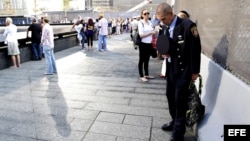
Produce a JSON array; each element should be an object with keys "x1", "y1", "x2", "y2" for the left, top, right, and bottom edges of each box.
[
  {"x1": 159, "y1": 74, "x2": 165, "y2": 78},
  {"x1": 140, "y1": 77, "x2": 148, "y2": 82}
]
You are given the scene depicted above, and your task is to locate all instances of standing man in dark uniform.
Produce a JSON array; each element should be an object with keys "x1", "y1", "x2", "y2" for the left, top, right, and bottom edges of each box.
[
  {"x1": 156, "y1": 3, "x2": 201, "y2": 141},
  {"x1": 27, "y1": 19, "x2": 42, "y2": 60}
]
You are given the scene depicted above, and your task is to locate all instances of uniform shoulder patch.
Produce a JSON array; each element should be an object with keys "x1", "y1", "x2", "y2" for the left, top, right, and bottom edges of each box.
[{"x1": 191, "y1": 26, "x2": 199, "y2": 37}]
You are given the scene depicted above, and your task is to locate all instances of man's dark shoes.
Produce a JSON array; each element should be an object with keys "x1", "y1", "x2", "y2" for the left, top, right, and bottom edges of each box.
[
  {"x1": 161, "y1": 123, "x2": 173, "y2": 131},
  {"x1": 169, "y1": 137, "x2": 184, "y2": 141}
]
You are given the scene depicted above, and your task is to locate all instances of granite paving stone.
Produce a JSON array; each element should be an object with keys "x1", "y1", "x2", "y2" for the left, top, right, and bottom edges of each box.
[
  {"x1": 57, "y1": 94, "x2": 131, "y2": 105},
  {"x1": 0, "y1": 119, "x2": 19, "y2": 134},
  {"x1": 67, "y1": 109, "x2": 100, "y2": 120},
  {"x1": 123, "y1": 115, "x2": 152, "y2": 127},
  {"x1": 135, "y1": 87, "x2": 165, "y2": 95},
  {"x1": 0, "y1": 100, "x2": 34, "y2": 113},
  {"x1": 35, "y1": 123, "x2": 86, "y2": 141},
  {"x1": 103, "y1": 81, "x2": 166, "y2": 93},
  {"x1": 96, "y1": 90, "x2": 167, "y2": 101},
  {"x1": 152, "y1": 116, "x2": 173, "y2": 129},
  {"x1": 30, "y1": 90, "x2": 58, "y2": 98},
  {"x1": 96, "y1": 112, "x2": 125, "y2": 123},
  {"x1": 89, "y1": 121, "x2": 150, "y2": 140},
  {"x1": 5, "y1": 111, "x2": 35, "y2": 123},
  {"x1": 33, "y1": 103, "x2": 69, "y2": 117},
  {"x1": 117, "y1": 137, "x2": 146, "y2": 141},
  {"x1": 32, "y1": 97, "x2": 87, "y2": 109},
  {"x1": 9, "y1": 123, "x2": 36, "y2": 138},
  {"x1": 0, "y1": 93, "x2": 33, "y2": 103},
  {"x1": 34, "y1": 114, "x2": 73, "y2": 128},
  {"x1": 82, "y1": 132, "x2": 116, "y2": 141},
  {"x1": 70, "y1": 118, "x2": 94, "y2": 131},
  {"x1": 54, "y1": 88, "x2": 97, "y2": 96},
  {"x1": 130, "y1": 99, "x2": 168, "y2": 109},
  {"x1": 84, "y1": 103, "x2": 168, "y2": 118},
  {"x1": 151, "y1": 128, "x2": 172, "y2": 141},
  {"x1": 0, "y1": 134, "x2": 37, "y2": 141}
]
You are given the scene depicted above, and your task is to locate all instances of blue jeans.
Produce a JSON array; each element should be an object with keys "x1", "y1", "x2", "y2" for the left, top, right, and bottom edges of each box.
[
  {"x1": 98, "y1": 34, "x2": 107, "y2": 51},
  {"x1": 32, "y1": 42, "x2": 42, "y2": 59},
  {"x1": 80, "y1": 31, "x2": 85, "y2": 49},
  {"x1": 43, "y1": 45, "x2": 57, "y2": 74}
]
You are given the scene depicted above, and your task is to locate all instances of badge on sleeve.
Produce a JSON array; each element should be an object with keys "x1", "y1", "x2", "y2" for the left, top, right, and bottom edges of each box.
[{"x1": 191, "y1": 26, "x2": 199, "y2": 37}]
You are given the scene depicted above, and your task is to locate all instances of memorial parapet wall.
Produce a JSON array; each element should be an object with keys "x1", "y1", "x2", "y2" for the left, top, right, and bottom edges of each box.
[{"x1": 174, "y1": 0, "x2": 250, "y2": 85}]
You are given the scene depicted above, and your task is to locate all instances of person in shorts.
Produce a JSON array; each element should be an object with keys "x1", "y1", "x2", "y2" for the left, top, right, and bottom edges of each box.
[{"x1": 3, "y1": 17, "x2": 21, "y2": 68}]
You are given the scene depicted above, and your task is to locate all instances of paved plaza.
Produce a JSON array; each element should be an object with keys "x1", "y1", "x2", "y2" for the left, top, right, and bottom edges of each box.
[{"x1": 0, "y1": 33, "x2": 195, "y2": 141}]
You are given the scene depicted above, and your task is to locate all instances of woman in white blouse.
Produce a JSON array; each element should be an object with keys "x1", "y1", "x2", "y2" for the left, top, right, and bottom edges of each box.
[
  {"x1": 137, "y1": 9, "x2": 157, "y2": 82},
  {"x1": 3, "y1": 17, "x2": 21, "y2": 68}
]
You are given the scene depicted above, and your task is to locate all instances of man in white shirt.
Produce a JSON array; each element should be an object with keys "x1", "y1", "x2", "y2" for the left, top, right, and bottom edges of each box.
[
  {"x1": 41, "y1": 17, "x2": 57, "y2": 75},
  {"x1": 3, "y1": 17, "x2": 21, "y2": 68},
  {"x1": 98, "y1": 14, "x2": 108, "y2": 51}
]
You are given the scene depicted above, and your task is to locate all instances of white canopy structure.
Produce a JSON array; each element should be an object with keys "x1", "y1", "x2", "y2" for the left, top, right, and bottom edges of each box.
[{"x1": 126, "y1": 0, "x2": 152, "y2": 13}]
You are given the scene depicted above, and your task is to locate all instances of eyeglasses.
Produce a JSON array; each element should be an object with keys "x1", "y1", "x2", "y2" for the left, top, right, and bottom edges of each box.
[{"x1": 143, "y1": 12, "x2": 150, "y2": 16}]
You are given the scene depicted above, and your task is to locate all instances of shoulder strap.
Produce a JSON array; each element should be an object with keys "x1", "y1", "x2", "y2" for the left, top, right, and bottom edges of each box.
[
  {"x1": 198, "y1": 74, "x2": 203, "y2": 94},
  {"x1": 138, "y1": 21, "x2": 144, "y2": 28}
]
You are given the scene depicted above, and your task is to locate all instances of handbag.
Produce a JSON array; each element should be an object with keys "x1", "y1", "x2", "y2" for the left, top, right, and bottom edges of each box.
[
  {"x1": 134, "y1": 22, "x2": 145, "y2": 46},
  {"x1": 152, "y1": 35, "x2": 157, "y2": 49},
  {"x1": 150, "y1": 35, "x2": 158, "y2": 58},
  {"x1": 134, "y1": 30, "x2": 141, "y2": 46},
  {"x1": 150, "y1": 45, "x2": 157, "y2": 58},
  {"x1": 186, "y1": 74, "x2": 205, "y2": 127}
]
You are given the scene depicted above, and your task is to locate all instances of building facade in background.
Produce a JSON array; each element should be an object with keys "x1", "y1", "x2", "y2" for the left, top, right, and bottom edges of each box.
[
  {"x1": 0, "y1": 0, "x2": 171, "y2": 15},
  {"x1": 0, "y1": 0, "x2": 30, "y2": 15},
  {"x1": 0, "y1": 0, "x2": 173, "y2": 23}
]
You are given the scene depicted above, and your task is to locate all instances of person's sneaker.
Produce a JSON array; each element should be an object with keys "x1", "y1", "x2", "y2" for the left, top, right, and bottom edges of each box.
[
  {"x1": 159, "y1": 74, "x2": 165, "y2": 78},
  {"x1": 145, "y1": 75, "x2": 155, "y2": 79},
  {"x1": 44, "y1": 73, "x2": 53, "y2": 75},
  {"x1": 140, "y1": 77, "x2": 148, "y2": 82}
]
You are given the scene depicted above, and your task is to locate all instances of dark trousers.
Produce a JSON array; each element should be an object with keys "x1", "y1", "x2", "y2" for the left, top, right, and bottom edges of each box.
[
  {"x1": 166, "y1": 62, "x2": 190, "y2": 140},
  {"x1": 80, "y1": 31, "x2": 85, "y2": 49},
  {"x1": 130, "y1": 29, "x2": 133, "y2": 40},
  {"x1": 138, "y1": 42, "x2": 151, "y2": 77},
  {"x1": 31, "y1": 42, "x2": 42, "y2": 60},
  {"x1": 86, "y1": 34, "x2": 93, "y2": 46}
]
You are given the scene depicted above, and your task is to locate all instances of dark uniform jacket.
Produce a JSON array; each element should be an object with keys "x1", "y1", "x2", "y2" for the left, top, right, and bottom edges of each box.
[{"x1": 158, "y1": 16, "x2": 201, "y2": 78}]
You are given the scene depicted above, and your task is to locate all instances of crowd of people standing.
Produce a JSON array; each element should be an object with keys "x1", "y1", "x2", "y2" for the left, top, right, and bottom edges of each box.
[{"x1": 3, "y1": 16, "x2": 57, "y2": 75}]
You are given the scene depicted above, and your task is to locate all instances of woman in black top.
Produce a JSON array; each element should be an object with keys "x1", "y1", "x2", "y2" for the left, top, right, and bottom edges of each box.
[{"x1": 86, "y1": 18, "x2": 95, "y2": 50}]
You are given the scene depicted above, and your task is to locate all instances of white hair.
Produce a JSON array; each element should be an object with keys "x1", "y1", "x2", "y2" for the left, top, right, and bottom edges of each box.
[{"x1": 5, "y1": 17, "x2": 13, "y2": 24}]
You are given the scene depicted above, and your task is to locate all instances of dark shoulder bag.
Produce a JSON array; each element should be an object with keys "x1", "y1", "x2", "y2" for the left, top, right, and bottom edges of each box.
[
  {"x1": 135, "y1": 22, "x2": 144, "y2": 46},
  {"x1": 186, "y1": 74, "x2": 205, "y2": 127}
]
